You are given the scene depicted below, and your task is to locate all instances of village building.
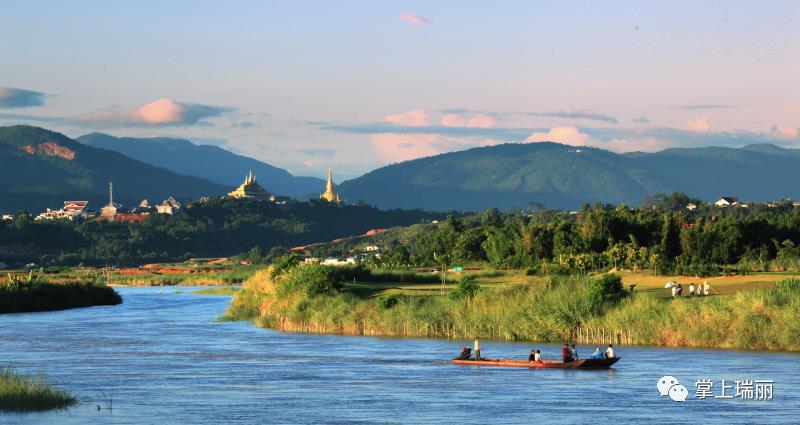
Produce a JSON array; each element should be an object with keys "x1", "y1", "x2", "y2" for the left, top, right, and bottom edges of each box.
[
  {"x1": 228, "y1": 170, "x2": 271, "y2": 200},
  {"x1": 319, "y1": 167, "x2": 341, "y2": 203},
  {"x1": 156, "y1": 197, "x2": 181, "y2": 215},
  {"x1": 714, "y1": 196, "x2": 739, "y2": 207},
  {"x1": 1, "y1": 214, "x2": 12, "y2": 221},
  {"x1": 321, "y1": 257, "x2": 357, "y2": 266},
  {"x1": 139, "y1": 199, "x2": 152, "y2": 209},
  {"x1": 686, "y1": 203, "x2": 698, "y2": 211},
  {"x1": 36, "y1": 201, "x2": 89, "y2": 221},
  {"x1": 100, "y1": 182, "x2": 120, "y2": 220}
]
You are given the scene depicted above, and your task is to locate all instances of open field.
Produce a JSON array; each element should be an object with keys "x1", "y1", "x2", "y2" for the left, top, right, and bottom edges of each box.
[{"x1": 342, "y1": 268, "x2": 797, "y2": 299}]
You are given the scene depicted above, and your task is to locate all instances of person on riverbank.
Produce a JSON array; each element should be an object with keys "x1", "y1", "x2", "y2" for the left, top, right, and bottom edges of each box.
[
  {"x1": 676, "y1": 284, "x2": 683, "y2": 297},
  {"x1": 703, "y1": 281, "x2": 710, "y2": 296},
  {"x1": 570, "y1": 344, "x2": 579, "y2": 360},
  {"x1": 671, "y1": 285, "x2": 677, "y2": 298},
  {"x1": 605, "y1": 344, "x2": 615, "y2": 358},
  {"x1": 562, "y1": 343, "x2": 571, "y2": 362},
  {"x1": 592, "y1": 347, "x2": 603, "y2": 359},
  {"x1": 689, "y1": 283, "x2": 695, "y2": 295},
  {"x1": 474, "y1": 337, "x2": 481, "y2": 361}
]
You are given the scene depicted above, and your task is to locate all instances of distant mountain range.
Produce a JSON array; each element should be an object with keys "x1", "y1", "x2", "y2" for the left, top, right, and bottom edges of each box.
[
  {"x1": 338, "y1": 142, "x2": 800, "y2": 211},
  {"x1": 5, "y1": 125, "x2": 800, "y2": 214},
  {"x1": 0, "y1": 126, "x2": 229, "y2": 213},
  {"x1": 77, "y1": 133, "x2": 325, "y2": 198}
]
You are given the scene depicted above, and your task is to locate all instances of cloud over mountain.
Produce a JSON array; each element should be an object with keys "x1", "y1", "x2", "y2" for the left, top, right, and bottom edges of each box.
[
  {"x1": 73, "y1": 98, "x2": 234, "y2": 128},
  {"x1": 399, "y1": 13, "x2": 431, "y2": 26},
  {"x1": 0, "y1": 87, "x2": 46, "y2": 108}
]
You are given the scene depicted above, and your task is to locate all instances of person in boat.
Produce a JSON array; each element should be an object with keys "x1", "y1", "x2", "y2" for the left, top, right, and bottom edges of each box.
[
  {"x1": 458, "y1": 346, "x2": 472, "y2": 360},
  {"x1": 474, "y1": 337, "x2": 481, "y2": 361},
  {"x1": 528, "y1": 350, "x2": 536, "y2": 361},
  {"x1": 562, "y1": 343, "x2": 571, "y2": 362},
  {"x1": 534, "y1": 349, "x2": 542, "y2": 362},
  {"x1": 592, "y1": 347, "x2": 603, "y2": 359},
  {"x1": 605, "y1": 344, "x2": 615, "y2": 358},
  {"x1": 570, "y1": 344, "x2": 579, "y2": 360}
]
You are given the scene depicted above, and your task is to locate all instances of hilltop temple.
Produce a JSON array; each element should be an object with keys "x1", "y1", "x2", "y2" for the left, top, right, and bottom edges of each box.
[
  {"x1": 228, "y1": 170, "x2": 270, "y2": 200},
  {"x1": 319, "y1": 167, "x2": 340, "y2": 203}
]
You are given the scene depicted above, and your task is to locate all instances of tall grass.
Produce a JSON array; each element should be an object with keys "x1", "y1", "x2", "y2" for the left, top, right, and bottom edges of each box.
[
  {"x1": 585, "y1": 278, "x2": 800, "y2": 350},
  {"x1": 0, "y1": 368, "x2": 77, "y2": 412},
  {"x1": 226, "y1": 265, "x2": 800, "y2": 351}
]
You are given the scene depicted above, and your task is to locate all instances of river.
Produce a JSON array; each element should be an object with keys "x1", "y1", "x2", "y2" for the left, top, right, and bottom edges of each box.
[{"x1": 1, "y1": 286, "x2": 798, "y2": 424}]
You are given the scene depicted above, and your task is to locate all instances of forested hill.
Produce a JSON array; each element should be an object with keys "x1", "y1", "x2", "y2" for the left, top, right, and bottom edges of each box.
[
  {"x1": 0, "y1": 197, "x2": 443, "y2": 266},
  {"x1": 338, "y1": 142, "x2": 800, "y2": 211},
  {"x1": 78, "y1": 133, "x2": 325, "y2": 198},
  {"x1": 0, "y1": 125, "x2": 230, "y2": 213}
]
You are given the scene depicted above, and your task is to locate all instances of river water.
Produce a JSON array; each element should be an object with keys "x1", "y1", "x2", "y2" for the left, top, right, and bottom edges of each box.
[{"x1": 1, "y1": 286, "x2": 798, "y2": 424}]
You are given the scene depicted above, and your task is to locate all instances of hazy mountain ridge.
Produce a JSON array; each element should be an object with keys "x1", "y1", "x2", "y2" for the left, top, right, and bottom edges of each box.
[
  {"x1": 0, "y1": 126, "x2": 230, "y2": 213},
  {"x1": 339, "y1": 142, "x2": 800, "y2": 211},
  {"x1": 77, "y1": 133, "x2": 325, "y2": 198}
]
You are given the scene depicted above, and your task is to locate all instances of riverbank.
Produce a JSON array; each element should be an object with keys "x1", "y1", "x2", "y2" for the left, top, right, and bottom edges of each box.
[
  {"x1": 224, "y1": 265, "x2": 800, "y2": 351},
  {"x1": 0, "y1": 368, "x2": 77, "y2": 412},
  {"x1": 0, "y1": 280, "x2": 121, "y2": 314}
]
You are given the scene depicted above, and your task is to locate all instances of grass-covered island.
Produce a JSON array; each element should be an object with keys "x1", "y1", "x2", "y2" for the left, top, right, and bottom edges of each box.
[
  {"x1": 0, "y1": 368, "x2": 77, "y2": 412},
  {"x1": 225, "y1": 262, "x2": 800, "y2": 352},
  {"x1": 0, "y1": 271, "x2": 121, "y2": 314}
]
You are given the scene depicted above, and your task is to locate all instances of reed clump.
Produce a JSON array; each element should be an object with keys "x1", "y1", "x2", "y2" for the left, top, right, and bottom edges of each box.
[
  {"x1": 0, "y1": 275, "x2": 121, "y2": 313},
  {"x1": 0, "y1": 368, "x2": 77, "y2": 412}
]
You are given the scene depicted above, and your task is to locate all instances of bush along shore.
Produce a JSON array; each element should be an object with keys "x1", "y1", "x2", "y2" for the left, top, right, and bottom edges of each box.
[
  {"x1": 224, "y1": 262, "x2": 800, "y2": 351},
  {"x1": 0, "y1": 271, "x2": 122, "y2": 314},
  {"x1": 0, "y1": 368, "x2": 78, "y2": 412}
]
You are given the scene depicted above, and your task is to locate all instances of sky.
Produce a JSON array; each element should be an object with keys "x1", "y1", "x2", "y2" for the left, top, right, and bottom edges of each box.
[{"x1": 1, "y1": 1, "x2": 798, "y2": 180}]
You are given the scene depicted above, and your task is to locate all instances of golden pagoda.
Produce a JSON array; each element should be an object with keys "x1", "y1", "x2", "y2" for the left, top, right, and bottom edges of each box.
[
  {"x1": 320, "y1": 166, "x2": 340, "y2": 203},
  {"x1": 228, "y1": 170, "x2": 270, "y2": 200}
]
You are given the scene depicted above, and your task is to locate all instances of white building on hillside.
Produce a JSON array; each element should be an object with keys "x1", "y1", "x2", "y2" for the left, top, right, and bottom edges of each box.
[{"x1": 714, "y1": 197, "x2": 739, "y2": 207}]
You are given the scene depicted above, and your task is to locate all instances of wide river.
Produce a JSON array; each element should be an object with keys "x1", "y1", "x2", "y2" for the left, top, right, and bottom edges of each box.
[{"x1": 1, "y1": 286, "x2": 799, "y2": 424}]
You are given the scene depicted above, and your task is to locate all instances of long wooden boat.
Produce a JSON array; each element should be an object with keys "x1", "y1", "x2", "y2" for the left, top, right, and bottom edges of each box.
[{"x1": 451, "y1": 357, "x2": 619, "y2": 369}]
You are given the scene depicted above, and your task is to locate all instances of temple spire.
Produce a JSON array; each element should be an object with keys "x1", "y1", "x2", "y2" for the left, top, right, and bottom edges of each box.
[{"x1": 320, "y1": 166, "x2": 340, "y2": 203}]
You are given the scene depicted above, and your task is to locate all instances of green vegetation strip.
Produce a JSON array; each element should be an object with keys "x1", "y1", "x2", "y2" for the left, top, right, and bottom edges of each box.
[
  {"x1": 0, "y1": 368, "x2": 77, "y2": 412},
  {"x1": 0, "y1": 277, "x2": 122, "y2": 314},
  {"x1": 225, "y1": 262, "x2": 800, "y2": 351}
]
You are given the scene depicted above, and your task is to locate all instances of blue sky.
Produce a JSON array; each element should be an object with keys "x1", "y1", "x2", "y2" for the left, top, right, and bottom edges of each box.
[{"x1": 1, "y1": 1, "x2": 798, "y2": 179}]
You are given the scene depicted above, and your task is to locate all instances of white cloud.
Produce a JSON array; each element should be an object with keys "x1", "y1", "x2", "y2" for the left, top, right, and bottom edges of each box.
[
  {"x1": 399, "y1": 13, "x2": 431, "y2": 26},
  {"x1": 74, "y1": 98, "x2": 233, "y2": 128},
  {"x1": 687, "y1": 116, "x2": 710, "y2": 133},
  {"x1": 772, "y1": 124, "x2": 799, "y2": 139},
  {"x1": 383, "y1": 109, "x2": 429, "y2": 126}
]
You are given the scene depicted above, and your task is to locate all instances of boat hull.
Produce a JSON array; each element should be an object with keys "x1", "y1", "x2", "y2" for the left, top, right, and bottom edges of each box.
[{"x1": 451, "y1": 357, "x2": 619, "y2": 369}]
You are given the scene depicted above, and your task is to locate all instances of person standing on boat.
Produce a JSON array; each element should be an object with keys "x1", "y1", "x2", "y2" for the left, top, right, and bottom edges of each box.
[
  {"x1": 474, "y1": 337, "x2": 481, "y2": 361},
  {"x1": 562, "y1": 343, "x2": 570, "y2": 362},
  {"x1": 606, "y1": 344, "x2": 615, "y2": 358}
]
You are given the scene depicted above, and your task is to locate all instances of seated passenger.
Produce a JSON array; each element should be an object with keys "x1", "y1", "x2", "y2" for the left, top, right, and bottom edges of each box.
[
  {"x1": 606, "y1": 344, "x2": 615, "y2": 358},
  {"x1": 592, "y1": 347, "x2": 603, "y2": 359},
  {"x1": 561, "y1": 343, "x2": 571, "y2": 362},
  {"x1": 528, "y1": 350, "x2": 536, "y2": 361},
  {"x1": 534, "y1": 349, "x2": 542, "y2": 362}
]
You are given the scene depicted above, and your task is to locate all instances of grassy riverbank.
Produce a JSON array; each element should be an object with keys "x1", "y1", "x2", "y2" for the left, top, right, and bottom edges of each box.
[
  {"x1": 0, "y1": 278, "x2": 121, "y2": 314},
  {"x1": 0, "y1": 368, "x2": 77, "y2": 412},
  {"x1": 224, "y1": 265, "x2": 800, "y2": 351}
]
